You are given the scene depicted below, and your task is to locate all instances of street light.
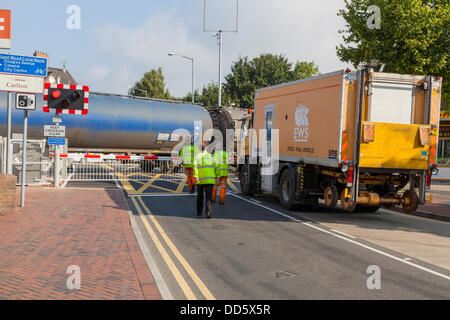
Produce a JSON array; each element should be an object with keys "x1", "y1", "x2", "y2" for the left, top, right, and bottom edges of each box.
[
  {"x1": 212, "y1": 31, "x2": 223, "y2": 107},
  {"x1": 168, "y1": 52, "x2": 195, "y2": 103},
  {"x1": 126, "y1": 85, "x2": 147, "y2": 98}
]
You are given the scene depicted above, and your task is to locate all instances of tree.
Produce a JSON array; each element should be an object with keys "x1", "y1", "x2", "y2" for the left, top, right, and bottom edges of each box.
[
  {"x1": 224, "y1": 53, "x2": 320, "y2": 108},
  {"x1": 182, "y1": 90, "x2": 202, "y2": 104},
  {"x1": 292, "y1": 61, "x2": 320, "y2": 80},
  {"x1": 182, "y1": 82, "x2": 231, "y2": 107},
  {"x1": 337, "y1": 0, "x2": 449, "y2": 110},
  {"x1": 200, "y1": 82, "x2": 231, "y2": 107},
  {"x1": 131, "y1": 67, "x2": 172, "y2": 100}
]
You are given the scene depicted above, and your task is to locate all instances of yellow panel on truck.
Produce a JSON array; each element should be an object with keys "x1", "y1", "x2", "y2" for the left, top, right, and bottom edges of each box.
[{"x1": 359, "y1": 122, "x2": 431, "y2": 170}]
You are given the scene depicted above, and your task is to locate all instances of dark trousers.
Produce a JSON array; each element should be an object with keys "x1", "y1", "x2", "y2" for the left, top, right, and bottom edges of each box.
[{"x1": 196, "y1": 184, "x2": 214, "y2": 216}]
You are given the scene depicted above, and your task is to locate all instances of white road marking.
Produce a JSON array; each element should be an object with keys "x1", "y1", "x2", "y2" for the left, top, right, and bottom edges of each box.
[
  {"x1": 114, "y1": 180, "x2": 174, "y2": 300},
  {"x1": 331, "y1": 229, "x2": 357, "y2": 239},
  {"x1": 230, "y1": 193, "x2": 450, "y2": 281},
  {"x1": 128, "y1": 194, "x2": 196, "y2": 197}
]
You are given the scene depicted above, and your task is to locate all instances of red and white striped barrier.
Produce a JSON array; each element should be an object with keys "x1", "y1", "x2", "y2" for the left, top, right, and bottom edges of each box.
[{"x1": 50, "y1": 153, "x2": 179, "y2": 161}]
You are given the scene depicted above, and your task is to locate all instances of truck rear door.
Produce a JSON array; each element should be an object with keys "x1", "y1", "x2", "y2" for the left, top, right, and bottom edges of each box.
[{"x1": 359, "y1": 73, "x2": 433, "y2": 170}]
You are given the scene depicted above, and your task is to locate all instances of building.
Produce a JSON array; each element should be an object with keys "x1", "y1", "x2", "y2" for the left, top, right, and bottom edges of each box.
[{"x1": 33, "y1": 51, "x2": 77, "y2": 85}]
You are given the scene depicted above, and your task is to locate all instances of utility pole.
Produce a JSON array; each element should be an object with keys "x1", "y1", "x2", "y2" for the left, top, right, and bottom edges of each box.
[
  {"x1": 215, "y1": 31, "x2": 223, "y2": 107},
  {"x1": 168, "y1": 52, "x2": 195, "y2": 103},
  {"x1": 20, "y1": 110, "x2": 28, "y2": 206},
  {"x1": 6, "y1": 92, "x2": 12, "y2": 174},
  {"x1": 203, "y1": 0, "x2": 239, "y2": 108}
]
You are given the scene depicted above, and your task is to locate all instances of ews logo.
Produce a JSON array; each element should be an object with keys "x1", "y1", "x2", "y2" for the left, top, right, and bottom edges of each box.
[{"x1": 294, "y1": 104, "x2": 310, "y2": 142}]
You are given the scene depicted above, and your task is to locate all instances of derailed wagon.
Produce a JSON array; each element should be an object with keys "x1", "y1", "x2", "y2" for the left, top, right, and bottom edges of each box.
[{"x1": 238, "y1": 64, "x2": 442, "y2": 213}]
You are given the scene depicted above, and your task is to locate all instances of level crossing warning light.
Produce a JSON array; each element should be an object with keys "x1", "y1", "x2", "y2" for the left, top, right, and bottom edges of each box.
[{"x1": 43, "y1": 83, "x2": 89, "y2": 115}]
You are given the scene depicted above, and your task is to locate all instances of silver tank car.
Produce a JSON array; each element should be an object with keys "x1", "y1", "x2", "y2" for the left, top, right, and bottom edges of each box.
[{"x1": 0, "y1": 92, "x2": 215, "y2": 152}]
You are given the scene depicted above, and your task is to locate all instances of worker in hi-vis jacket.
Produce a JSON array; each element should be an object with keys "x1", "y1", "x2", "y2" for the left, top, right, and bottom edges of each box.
[
  {"x1": 193, "y1": 141, "x2": 217, "y2": 218},
  {"x1": 180, "y1": 139, "x2": 198, "y2": 193},
  {"x1": 212, "y1": 142, "x2": 229, "y2": 205}
]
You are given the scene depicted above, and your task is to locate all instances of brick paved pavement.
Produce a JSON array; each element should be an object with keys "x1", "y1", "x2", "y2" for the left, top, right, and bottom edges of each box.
[{"x1": 0, "y1": 187, "x2": 161, "y2": 300}]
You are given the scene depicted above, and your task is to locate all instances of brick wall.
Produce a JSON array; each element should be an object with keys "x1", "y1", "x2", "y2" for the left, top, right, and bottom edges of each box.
[{"x1": 0, "y1": 174, "x2": 16, "y2": 215}]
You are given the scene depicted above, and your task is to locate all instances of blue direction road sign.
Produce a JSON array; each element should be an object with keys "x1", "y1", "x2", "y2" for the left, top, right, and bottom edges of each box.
[
  {"x1": 0, "y1": 54, "x2": 47, "y2": 77},
  {"x1": 48, "y1": 137, "x2": 66, "y2": 146}
]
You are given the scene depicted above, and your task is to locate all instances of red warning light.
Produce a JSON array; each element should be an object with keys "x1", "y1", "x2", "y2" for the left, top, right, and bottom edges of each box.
[{"x1": 52, "y1": 90, "x2": 61, "y2": 99}]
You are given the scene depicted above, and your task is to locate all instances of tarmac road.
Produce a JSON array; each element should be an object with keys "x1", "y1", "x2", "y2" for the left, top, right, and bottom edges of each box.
[{"x1": 122, "y1": 180, "x2": 450, "y2": 300}]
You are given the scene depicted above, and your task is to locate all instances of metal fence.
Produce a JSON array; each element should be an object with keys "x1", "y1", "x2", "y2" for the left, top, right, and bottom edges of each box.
[
  {"x1": 10, "y1": 139, "x2": 56, "y2": 185},
  {"x1": 3, "y1": 148, "x2": 237, "y2": 185},
  {"x1": 65, "y1": 155, "x2": 185, "y2": 182}
]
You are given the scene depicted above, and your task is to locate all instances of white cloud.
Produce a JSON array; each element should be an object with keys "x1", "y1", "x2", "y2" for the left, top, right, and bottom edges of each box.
[
  {"x1": 85, "y1": 1, "x2": 349, "y2": 98},
  {"x1": 221, "y1": 0, "x2": 348, "y2": 73},
  {"x1": 91, "y1": 9, "x2": 217, "y2": 97},
  {"x1": 85, "y1": 66, "x2": 110, "y2": 82}
]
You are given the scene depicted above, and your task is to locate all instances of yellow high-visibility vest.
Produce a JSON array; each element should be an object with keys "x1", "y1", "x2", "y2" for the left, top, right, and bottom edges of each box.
[
  {"x1": 180, "y1": 145, "x2": 196, "y2": 168},
  {"x1": 214, "y1": 150, "x2": 229, "y2": 178},
  {"x1": 193, "y1": 151, "x2": 217, "y2": 184}
]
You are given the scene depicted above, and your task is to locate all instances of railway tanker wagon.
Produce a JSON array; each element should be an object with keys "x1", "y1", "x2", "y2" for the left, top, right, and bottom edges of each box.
[
  {"x1": 0, "y1": 93, "x2": 234, "y2": 153},
  {"x1": 240, "y1": 68, "x2": 442, "y2": 213}
]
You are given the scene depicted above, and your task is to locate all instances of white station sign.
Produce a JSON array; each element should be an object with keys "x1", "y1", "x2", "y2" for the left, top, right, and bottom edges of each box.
[
  {"x1": 0, "y1": 73, "x2": 44, "y2": 94},
  {"x1": 44, "y1": 125, "x2": 66, "y2": 137}
]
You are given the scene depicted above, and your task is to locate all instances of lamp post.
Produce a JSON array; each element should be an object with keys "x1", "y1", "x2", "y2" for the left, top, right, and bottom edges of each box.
[
  {"x1": 168, "y1": 52, "x2": 194, "y2": 103},
  {"x1": 212, "y1": 31, "x2": 223, "y2": 107},
  {"x1": 126, "y1": 85, "x2": 147, "y2": 98}
]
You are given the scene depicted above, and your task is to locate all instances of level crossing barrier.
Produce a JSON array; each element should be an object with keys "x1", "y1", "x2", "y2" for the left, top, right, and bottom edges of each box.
[{"x1": 51, "y1": 153, "x2": 186, "y2": 182}]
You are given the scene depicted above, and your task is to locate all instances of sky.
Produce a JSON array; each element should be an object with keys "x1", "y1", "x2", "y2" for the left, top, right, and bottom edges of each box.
[{"x1": 1, "y1": 0, "x2": 349, "y2": 98}]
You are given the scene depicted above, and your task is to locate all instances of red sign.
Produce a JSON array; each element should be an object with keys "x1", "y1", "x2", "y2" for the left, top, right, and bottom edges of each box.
[{"x1": 0, "y1": 9, "x2": 11, "y2": 49}]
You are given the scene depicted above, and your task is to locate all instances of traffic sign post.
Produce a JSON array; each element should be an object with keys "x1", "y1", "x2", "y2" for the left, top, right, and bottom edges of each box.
[
  {"x1": 0, "y1": 53, "x2": 48, "y2": 77},
  {"x1": 20, "y1": 110, "x2": 28, "y2": 207},
  {"x1": 48, "y1": 137, "x2": 66, "y2": 145},
  {"x1": 0, "y1": 54, "x2": 47, "y2": 94},
  {"x1": 0, "y1": 52, "x2": 48, "y2": 204},
  {"x1": 51, "y1": 115, "x2": 64, "y2": 188},
  {"x1": 6, "y1": 91, "x2": 12, "y2": 174},
  {"x1": 44, "y1": 125, "x2": 66, "y2": 138},
  {"x1": 14, "y1": 93, "x2": 37, "y2": 207},
  {"x1": 42, "y1": 82, "x2": 90, "y2": 187}
]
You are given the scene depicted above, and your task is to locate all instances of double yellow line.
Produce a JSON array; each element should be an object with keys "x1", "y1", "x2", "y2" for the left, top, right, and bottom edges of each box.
[{"x1": 131, "y1": 196, "x2": 215, "y2": 300}]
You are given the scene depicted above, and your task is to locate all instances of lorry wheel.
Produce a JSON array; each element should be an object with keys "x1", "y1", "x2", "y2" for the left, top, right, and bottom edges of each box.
[
  {"x1": 324, "y1": 186, "x2": 338, "y2": 208},
  {"x1": 340, "y1": 191, "x2": 357, "y2": 213},
  {"x1": 402, "y1": 190, "x2": 419, "y2": 213},
  {"x1": 239, "y1": 165, "x2": 254, "y2": 196},
  {"x1": 279, "y1": 170, "x2": 295, "y2": 210}
]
